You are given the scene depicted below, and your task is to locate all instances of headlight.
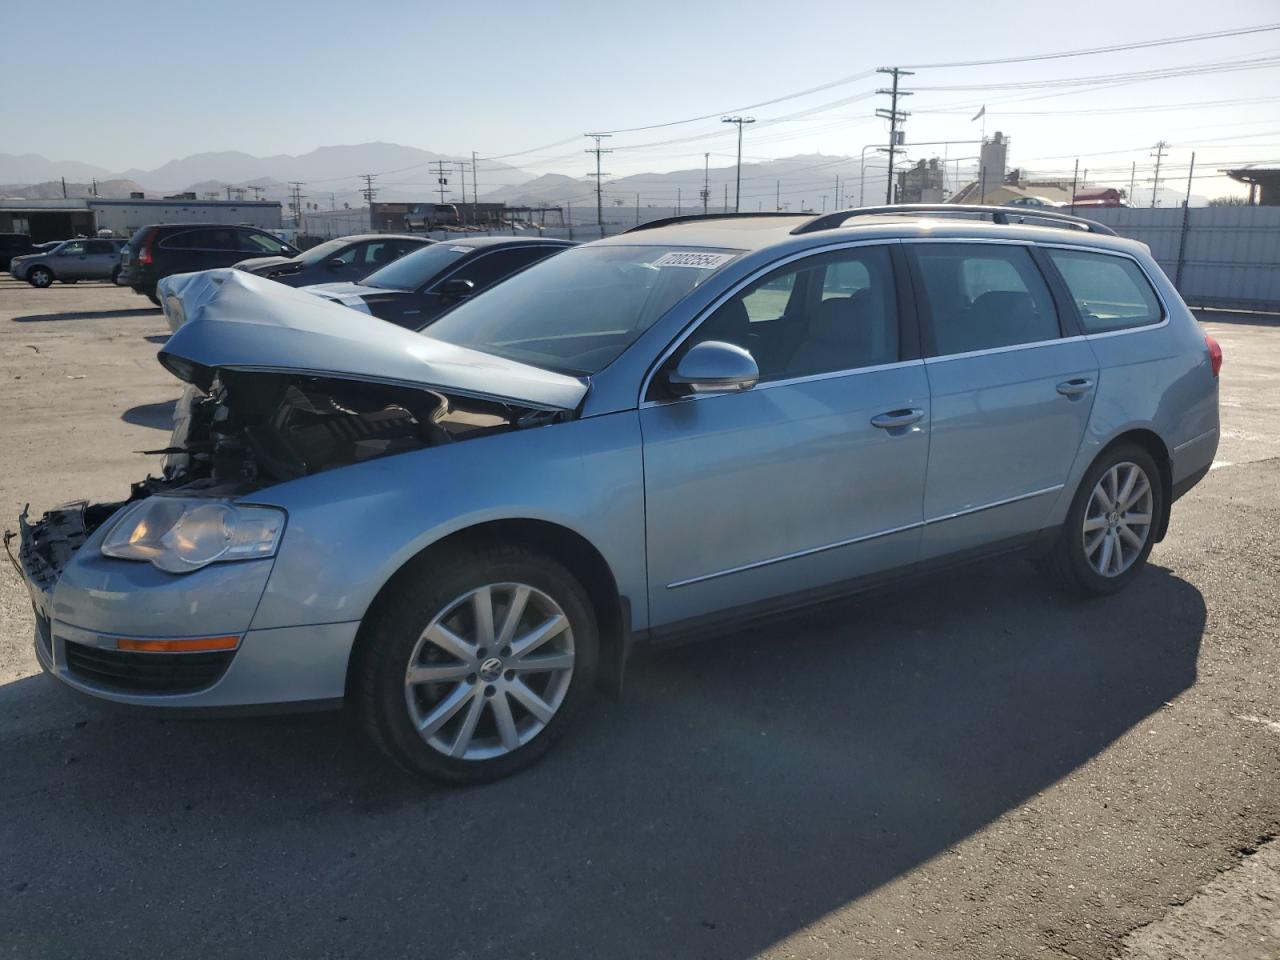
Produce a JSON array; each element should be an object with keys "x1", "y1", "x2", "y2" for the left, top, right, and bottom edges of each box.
[{"x1": 101, "y1": 497, "x2": 285, "y2": 574}]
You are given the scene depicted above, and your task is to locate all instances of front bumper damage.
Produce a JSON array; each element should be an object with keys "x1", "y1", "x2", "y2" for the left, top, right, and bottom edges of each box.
[{"x1": 7, "y1": 502, "x2": 354, "y2": 713}]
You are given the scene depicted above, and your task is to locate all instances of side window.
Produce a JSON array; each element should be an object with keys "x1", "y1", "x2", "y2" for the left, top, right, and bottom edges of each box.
[
  {"x1": 1045, "y1": 249, "x2": 1163, "y2": 333},
  {"x1": 61, "y1": 241, "x2": 87, "y2": 255},
  {"x1": 239, "y1": 231, "x2": 284, "y2": 254},
  {"x1": 163, "y1": 230, "x2": 215, "y2": 250},
  {"x1": 911, "y1": 244, "x2": 1060, "y2": 355},
  {"x1": 679, "y1": 245, "x2": 899, "y2": 384},
  {"x1": 445, "y1": 247, "x2": 553, "y2": 292},
  {"x1": 361, "y1": 241, "x2": 396, "y2": 267},
  {"x1": 86, "y1": 240, "x2": 114, "y2": 255}
]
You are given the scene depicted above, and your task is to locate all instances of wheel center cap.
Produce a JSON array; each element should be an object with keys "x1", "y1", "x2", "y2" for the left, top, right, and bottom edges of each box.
[{"x1": 479, "y1": 657, "x2": 504, "y2": 682}]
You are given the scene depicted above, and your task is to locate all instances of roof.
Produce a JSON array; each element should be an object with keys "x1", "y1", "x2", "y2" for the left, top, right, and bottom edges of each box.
[
  {"x1": 437, "y1": 235, "x2": 576, "y2": 249},
  {"x1": 590, "y1": 207, "x2": 1129, "y2": 254},
  {"x1": 948, "y1": 182, "x2": 1073, "y2": 206}
]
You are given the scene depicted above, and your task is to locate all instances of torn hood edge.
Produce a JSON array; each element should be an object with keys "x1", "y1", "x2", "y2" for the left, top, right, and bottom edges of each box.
[{"x1": 156, "y1": 268, "x2": 587, "y2": 412}]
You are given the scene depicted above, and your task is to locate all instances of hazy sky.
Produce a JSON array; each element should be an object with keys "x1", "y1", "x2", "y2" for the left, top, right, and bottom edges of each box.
[{"x1": 5, "y1": 0, "x2": 1278, "y2": 198}]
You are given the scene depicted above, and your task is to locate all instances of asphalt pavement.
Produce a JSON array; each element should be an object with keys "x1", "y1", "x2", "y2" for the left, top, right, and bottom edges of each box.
[{"x1": 0, "y1": 278, "x2": 1277, "y2": 959}]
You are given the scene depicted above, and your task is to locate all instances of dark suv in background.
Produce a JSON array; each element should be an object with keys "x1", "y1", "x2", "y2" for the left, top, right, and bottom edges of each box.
[
  {"x1": 0, "y1": 233, "x2": 35, "y2": 271},
  {"x1": 118, "y1": 223, "x2": 298, "y2": 304}
]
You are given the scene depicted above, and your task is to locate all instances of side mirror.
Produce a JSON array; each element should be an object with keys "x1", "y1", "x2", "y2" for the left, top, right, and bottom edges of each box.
[
  {"x1": 667, "y1": 340, "x2": 759, "y2": 395},
  {"x1": 440, "y1": 277, "x2": 476, "y2": 300},
  {"x1": 326, "y1": 258, "x2": 346, "y2": 269}
]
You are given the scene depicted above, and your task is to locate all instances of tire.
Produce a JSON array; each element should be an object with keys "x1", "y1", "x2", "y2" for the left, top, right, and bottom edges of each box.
[
  {"x1": 1035, "y1": 443, "x2": 1163, "y2": 597},
  {"x1": 145, "y1": 289, "x2": 160, "y2": 306},
  {"x1": 355, "y1": 542, "x2": 599, "y2": 784},
  {"x1": 28, "y1": 266, "x2": 53, "y2": 288},
  {"x1": 110, "y1": 267, "x2": 121, "y2": 284}
]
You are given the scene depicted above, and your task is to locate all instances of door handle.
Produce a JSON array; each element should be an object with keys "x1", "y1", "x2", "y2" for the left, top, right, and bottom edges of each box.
[
  {"x1": 871, "y1": 408, "x2": 925, "y2": 430},
  {"x1": 1056, "y1": 378, "x2": 1094, "y2": 397}
]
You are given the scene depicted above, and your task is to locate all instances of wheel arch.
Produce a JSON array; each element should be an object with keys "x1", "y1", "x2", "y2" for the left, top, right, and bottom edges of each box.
[
  {"x1": 1088, "y1": 427, "x2": 1174, "y2": 542},
  {"x1": 29, "y1": 262, "x2": 54, "y2": 282},
  {"x1": 346, "y1": 518, "x2": 630, "y2": 700}
]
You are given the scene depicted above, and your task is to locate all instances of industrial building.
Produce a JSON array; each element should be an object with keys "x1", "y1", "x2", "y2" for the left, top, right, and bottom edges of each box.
[{"x1": 0, "y1": 197, "x2": 283, "y2": 242}]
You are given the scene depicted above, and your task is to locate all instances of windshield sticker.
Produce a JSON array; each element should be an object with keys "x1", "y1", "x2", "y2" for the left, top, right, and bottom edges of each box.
[{"x1": 651, "y1": 251, "x2": 736, "y2": 270}]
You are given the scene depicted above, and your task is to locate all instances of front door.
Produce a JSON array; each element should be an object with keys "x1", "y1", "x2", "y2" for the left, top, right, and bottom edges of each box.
[
  {"x1": 907, "y1": 241, "x2": 1098, "y2": 560},
  {"x1": 82, "y1": 239, "x2": 117, "y2": 279},
  {"x1": 640, "y1": 243, "x2": 930, "y2": 628}
]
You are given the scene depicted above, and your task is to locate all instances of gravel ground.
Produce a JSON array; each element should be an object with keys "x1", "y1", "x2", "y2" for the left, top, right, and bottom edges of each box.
[{"x1": 0, "y1": 277, "x2": 1277, "y2": 959}]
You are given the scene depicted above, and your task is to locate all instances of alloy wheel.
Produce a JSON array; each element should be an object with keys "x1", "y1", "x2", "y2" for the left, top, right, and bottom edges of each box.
[
  {"x1": 403, "y1": 583, "x2": 575, "y2": 761},
  {"x1": 1082, "y1": 461, "x2": 1153, "y2": 577}
]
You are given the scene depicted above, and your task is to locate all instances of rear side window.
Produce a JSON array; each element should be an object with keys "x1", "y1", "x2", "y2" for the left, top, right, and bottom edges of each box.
[
  {"x1": 441, "y1": 246, "x2": 557, "y2": 293},
  {"x1": 1045, "y1": 249, "x2": 1163, "y2": 333},
  {"x1": 240, "y1": 231, "x2": 292, "y2": 255},
  {"x1": 911, "y1": 244, "x2": 1060, "y2": 355},
  {"x1": 160, "y1": 230, "x2": 205, "y2": 250},
  {"x1": 86, "y1": 240, "x2": 114, "y2": 255}
]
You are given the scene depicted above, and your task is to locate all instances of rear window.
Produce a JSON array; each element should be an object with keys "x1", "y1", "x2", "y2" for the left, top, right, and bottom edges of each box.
[{"x1": 1045, "y1": 249, "x2": 1163, "y2": 333}]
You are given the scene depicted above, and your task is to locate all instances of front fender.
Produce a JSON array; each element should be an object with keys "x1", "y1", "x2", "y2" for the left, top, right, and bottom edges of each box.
[{"x1": 243, "y1": 411, "x2": 648, "y2": 632}]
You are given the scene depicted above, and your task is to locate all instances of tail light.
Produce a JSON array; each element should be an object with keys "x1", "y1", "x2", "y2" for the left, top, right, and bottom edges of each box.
[
  {"x1": 137, "y1": 232, "x2": 154, "y2": 266},
  {"x1": 1205, "y1": 334, "x2": 1222, "y2": 378}
]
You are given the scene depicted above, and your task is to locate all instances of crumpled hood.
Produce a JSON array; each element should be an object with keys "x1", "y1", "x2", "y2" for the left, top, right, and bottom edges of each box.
[{"x1": 155, "y1": 269, "x2": 587, "y2": 412}]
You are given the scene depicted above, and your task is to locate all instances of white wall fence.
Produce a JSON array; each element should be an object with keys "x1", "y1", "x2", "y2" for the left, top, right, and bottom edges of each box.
[{"x1": 1083, "y1": 206, "x2": 1280, "y2": 312}]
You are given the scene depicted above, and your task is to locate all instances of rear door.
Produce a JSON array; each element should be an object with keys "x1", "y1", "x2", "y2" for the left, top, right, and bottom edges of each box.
[
  {"x1": 82, "y1": 239, "x2": 117, "y2": 278},
  {"x1": 907, "y1": 240, "x2": 1098, "y2": 560}
]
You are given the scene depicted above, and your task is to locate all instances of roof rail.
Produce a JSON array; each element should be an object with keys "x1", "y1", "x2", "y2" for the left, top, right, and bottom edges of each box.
[
  {"x1": 791, "y1": 204, "x2": 1117, "y2": 237},
  {"x1": 625, "y1": 212, "x2": 804, "y2": 234}
]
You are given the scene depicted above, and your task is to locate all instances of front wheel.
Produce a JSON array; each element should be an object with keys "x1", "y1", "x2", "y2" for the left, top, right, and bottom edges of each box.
[
  {"x1": 28, "y1": 266, "x2": 52, "y2": 288},
  {"x1": 1035, "y1": 443, "x2": 1163, "y2": 596},
  {"x1": 355, "y1": 543, "x2": 598, "y2": 783}
]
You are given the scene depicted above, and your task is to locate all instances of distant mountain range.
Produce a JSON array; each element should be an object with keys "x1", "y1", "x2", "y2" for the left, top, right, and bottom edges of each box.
[
  {"x1": 0, "y1": 144, "x2": 912, "y2": 215},
  {"x1": 0, "y1": 143, "x2": 532, "y2": 198}
]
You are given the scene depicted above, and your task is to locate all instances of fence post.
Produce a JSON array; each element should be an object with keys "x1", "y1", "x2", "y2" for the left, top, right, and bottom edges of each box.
[{"x1": 1174, "y1": 152, "x2": 1196, "y2": 293}]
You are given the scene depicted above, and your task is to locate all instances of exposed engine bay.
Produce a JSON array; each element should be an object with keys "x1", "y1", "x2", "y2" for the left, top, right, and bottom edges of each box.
[{"x1": 10, "y1": 370, "x2": 566, "y2": 583}]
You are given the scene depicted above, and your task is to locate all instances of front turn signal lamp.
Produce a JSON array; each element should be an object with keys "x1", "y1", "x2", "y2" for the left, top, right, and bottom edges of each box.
[{"x1": 101, "y1": 497, "x2": 284, "y2": 574}]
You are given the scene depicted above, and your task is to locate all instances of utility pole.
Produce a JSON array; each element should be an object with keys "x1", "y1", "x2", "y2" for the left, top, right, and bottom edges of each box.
[
  {"x1": 288, "y1": 181, "x2": 306, "y2": 232},
  {"x1": 834, "y1": 175, "x2": 840, "y2": 209},
  {"x1": 1070, "y1": 159, "x2": 1079, "y2": 214},
  {"x1": 360, "y1": 174, "x2": 376, "y2": 207},
  {"x1": 225, "y1": 185, "x2": 232, "y2": 201},
  {"x1": 456, "y1": 161, "x2": 467, "y2": 224},
  {"x1": 701, "y1": 153, "x2": 710, "y2": 215},
  {"x1": 1129, "y1": 161, "x2": 1136, "y2": 206},
  {"x1": 775, "y1": 179, "x2": 781, "y2": 211},
  {"x1": 91, "y1": 178, "x2": 99, "y2": 197},
  {"x1": 876, "y1": 67, "x2": 913, "y2": 204},
  {"x1": 585, "y1": 133, "x2": 613, "y2": 238},
  {"x1": 1183, "y1": 151, "x2": 1196, "y2": 207},
  {"x1": 61, "y1": 177, "x2": 67, "y2": 199},
  {"x1": 431, "y1": 161, "x2": 450, "y2": 206},
  {"x1": 676, "y1": 187, "x2": 681, "y2": 216},
  {"x1": 723, "y1": 183, "x2": 728, "y2": 212},
  {"x1": 720, "y1": 116, "x2": 755, "y2": 212},
  {"x1": 1149, "y1": 141, "x2": 1168, "y2": 208},
  {"x1": 472, "y1": 151, "x2": 480, "y2": 213},
  {"x1": 635, "y1": 192, "x2": 640, "y2": 227}
]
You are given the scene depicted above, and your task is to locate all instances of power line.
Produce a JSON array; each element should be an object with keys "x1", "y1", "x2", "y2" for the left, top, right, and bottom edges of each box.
[
  {"x1": 910, "y1": 53, "x2": 1280, "y2": 92},
  {"x1": 901, "y1": 22, "x2": 1280, "y2": 69}
]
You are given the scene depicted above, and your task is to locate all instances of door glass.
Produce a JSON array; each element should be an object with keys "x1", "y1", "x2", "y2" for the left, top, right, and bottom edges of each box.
[
  {"x1": 85, "y1": 240, "x2": 113, "y2": 255},
  {"x1": 678, "y1": 245, "x2": 899, "y2": 383},
  {"x1": 61, "y1": 241, "x2": 86, "y2": 255},
  {"x1": 443, "y1": 246, "x2": 554, "y2": 292},
  {"x1": 1045, "y1": 249, "x2": 1163, "y2": 332},
  {"x1": 239, "y1": 231, "x2": 291, "y2": 254},
  {"x1": 912, "y1": 244, "x2": 1060, "y2": 355}
]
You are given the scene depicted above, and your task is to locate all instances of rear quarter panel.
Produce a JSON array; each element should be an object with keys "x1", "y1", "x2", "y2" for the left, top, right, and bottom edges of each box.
[{"x1": 1048, "y1": 252, "x2": 1218, "y2": 526}]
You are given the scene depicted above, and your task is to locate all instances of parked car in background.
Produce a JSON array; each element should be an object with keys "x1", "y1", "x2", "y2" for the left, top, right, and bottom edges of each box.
[
  {"x1": 1072, "y1": 188, "x2": 1127, "y2": 208},
  {"x1": 301, "y1": 236, "x2": 574, "y2": 328},
  {"x1": 117, "y1": 223, "x2": 299, "y2": 304},
  {"x1": 15, "y1": 206, "x2": 1220, "y2": 784},
  {"x1": 234, "y1": 234, "x2": 430, "y2": 287},
  {"x1": 10, "y1": 238, "x2": 126, "y2": 287},
  {"x1": 0, "y1": 232, "x2": 34, "y2": 270}
]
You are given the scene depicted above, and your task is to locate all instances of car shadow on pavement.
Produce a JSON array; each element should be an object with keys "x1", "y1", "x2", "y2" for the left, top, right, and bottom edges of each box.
[
  {"x1": 120, "y1": 399, "x2": 177, "y2": 430},
  {"x1": 12, "y1": 308, "x2": 160, "y2": 322},
  {"x1": 0, "y1": 556, "x2": 1204, "y2": 959}
]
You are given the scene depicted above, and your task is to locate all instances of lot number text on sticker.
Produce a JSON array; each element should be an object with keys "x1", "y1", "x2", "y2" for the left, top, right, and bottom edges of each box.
[{"x1": 651, "y1": 251, "x2": 736, "y2": 269}]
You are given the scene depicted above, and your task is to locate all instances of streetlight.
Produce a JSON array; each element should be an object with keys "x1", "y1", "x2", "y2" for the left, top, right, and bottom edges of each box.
[{"x1": 858, "y1": 144, "x2": 891, "y2": 207}]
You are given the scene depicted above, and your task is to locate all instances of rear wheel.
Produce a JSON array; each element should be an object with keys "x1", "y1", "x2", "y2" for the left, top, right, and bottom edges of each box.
[
  {"x1": 356, "y1": 543, "x2": 598, "y2": 783},
  {"x1": 28, "y1": 266, "x2": 53, "y2": 288},
  {"x1": 110, "y1": 266, "x2": 121, "y2": 284},
  {"x1": 1035, "y1": 443, "x2": 1163, "y2": 596}
]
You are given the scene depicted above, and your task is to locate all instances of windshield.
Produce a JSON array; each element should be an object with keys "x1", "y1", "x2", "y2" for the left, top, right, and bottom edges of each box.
[
  {"x1": 296, "y1": 238, "x2": 350, "y2": 266},
  {"x1": 361, "y1": 243, "x2": 467, "y2": 291},
  {"x1": 423, "y1": 245, "x2": 742, "y2": 376}
]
